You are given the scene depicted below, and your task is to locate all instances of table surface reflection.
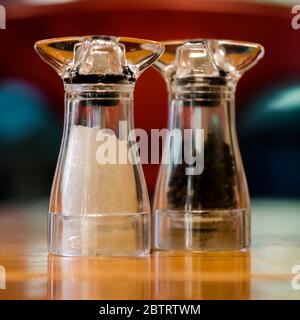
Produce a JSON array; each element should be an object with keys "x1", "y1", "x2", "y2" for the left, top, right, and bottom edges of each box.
[{"x1": 0, "y1": 199, "x2": 299, "y2": 300}]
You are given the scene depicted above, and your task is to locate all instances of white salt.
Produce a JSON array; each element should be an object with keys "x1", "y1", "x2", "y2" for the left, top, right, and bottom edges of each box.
[{"x1": 61, "y1": 125, "x2": 138, "y2": 215}]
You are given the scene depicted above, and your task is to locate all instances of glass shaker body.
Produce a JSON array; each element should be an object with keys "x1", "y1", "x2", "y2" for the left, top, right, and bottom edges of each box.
[
  {"x1": 153, "y1": 40, "x2": 264, "y2": 251},
  {"x1": 35, "y1": 36, "x2": 163, "y2": 256}
]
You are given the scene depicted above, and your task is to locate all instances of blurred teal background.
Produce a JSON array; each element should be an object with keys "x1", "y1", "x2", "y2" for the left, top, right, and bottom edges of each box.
[
  {"x1": 238, "y1": 79, "x2": 300, "y2": 198},
  {"x1": 0, "y1": 80, "x2": 60, "y2": 202}
]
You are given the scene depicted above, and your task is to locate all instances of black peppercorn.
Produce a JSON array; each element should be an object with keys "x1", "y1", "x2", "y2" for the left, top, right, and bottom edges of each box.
[{"x1": 167, "y1": 130, "x2": 237, "y2": 210}]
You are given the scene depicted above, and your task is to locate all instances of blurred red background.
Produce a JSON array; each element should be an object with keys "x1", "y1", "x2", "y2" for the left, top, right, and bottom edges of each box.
[{"x1": 0, "y1": 0, "x2": 299, "y2": 201}]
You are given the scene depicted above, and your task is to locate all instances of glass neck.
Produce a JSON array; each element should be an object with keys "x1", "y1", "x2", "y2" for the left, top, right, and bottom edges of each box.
[
  {"x1": 168, "y1": 81, "x2": 237, "y2": 145},
  {"x1": 64, "y1": 83, "x2": 134, "y2": 136}
]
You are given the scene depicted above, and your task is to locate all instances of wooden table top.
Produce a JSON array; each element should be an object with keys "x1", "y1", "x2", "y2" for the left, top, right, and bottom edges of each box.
[{"x1": 0, "y1": 199, "x2": 299, "y2": 300}]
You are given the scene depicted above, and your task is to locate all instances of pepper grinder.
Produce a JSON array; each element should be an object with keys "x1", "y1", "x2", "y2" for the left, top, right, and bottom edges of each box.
[{"x1": 153, "y1": 39, "x2": 264, "y2": 251}]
